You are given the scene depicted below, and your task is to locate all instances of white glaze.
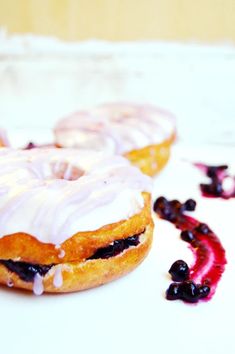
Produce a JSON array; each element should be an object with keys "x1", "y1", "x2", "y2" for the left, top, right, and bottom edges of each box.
[
  {"x1": 58, "y1": 249, "x2": 65, "y2": 259},
  {"x1": 7, "y1": 279, "x2": 14, "y2": 287},
  {"x1": 0, "y1": 148, "x2": 152, "y2": 244},
  {"x1": 53, "y1": 266, "x2": 63, "y2": 288},
  {"x1": 33, "y1": 273, "x2": 44, "y2": 295},
  {"x1": 55, "y1": 103, "x2": 176, "y2": 154}
]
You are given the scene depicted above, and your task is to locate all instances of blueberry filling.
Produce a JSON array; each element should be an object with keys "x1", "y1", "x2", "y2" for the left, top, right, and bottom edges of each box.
[
  {"x1": 0, "y1": 232, "x2": 142, "y2": 283},
  {"x1": 88, "y1": 234, "x2": 141, "y2": 260},
  {"x1": 0, "y1": 260, "x2": 53, "y2": 282}
]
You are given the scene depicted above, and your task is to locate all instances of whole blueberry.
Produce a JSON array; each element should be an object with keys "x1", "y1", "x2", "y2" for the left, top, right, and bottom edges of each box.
[
  {"x1": 180, "y1": 230, "x2": 195, "y2": 243},
  {"x1": 195, "y1": 223, "x2": 210, "y2": 234},
  {"x1": 166, "y1": 283, "x2": 181, "y2": 300},
  {"x1": 168, "y1": 260, "x2": 189, "y2": 282},
  {"x1": 155, "y1": 203, "x2": 176, "y2": 222},
  {"x1": 198, "y1": 285, "x2": 210, "y2": 298},
  {"x1": 163, "y1": 208, "x2": 177, "y2": 222},
  {"x1": 184, "y1": 199, "x2": 197, "y2": 211},
  {"x1": 179, "y1": 280, "x2": 200, "y2": 303},
  {"x1": 153, "y1": 196, "x2": 168, "y2": 212},
  {"x1": 170, "y1": 199, "x2": 182, "y2": 210}
]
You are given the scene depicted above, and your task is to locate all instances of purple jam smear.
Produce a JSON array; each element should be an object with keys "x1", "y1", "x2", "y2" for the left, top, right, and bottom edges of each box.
[
  {"x1": 0, "y1": 260, "x2": 53, "y2": 282},
  {"x1": 153, "y1": 197, "x2": 227, "y2": 303},
  {"x1": 194, "y1": 163, "x2": 235, "y2": 199},
  {"x1": 87, "y1": 234, "x2": 141, "y2": 260}
]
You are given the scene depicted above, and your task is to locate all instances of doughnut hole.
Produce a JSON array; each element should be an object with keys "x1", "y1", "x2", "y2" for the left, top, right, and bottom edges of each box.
[{"x1": 51, "y1": 161, "x2": 84, "y2": 181}]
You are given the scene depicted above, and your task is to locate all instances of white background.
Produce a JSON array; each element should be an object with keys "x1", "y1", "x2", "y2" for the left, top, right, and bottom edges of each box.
[{"x1": 0, "y1": 36, "x2": 235, "y2": 146}]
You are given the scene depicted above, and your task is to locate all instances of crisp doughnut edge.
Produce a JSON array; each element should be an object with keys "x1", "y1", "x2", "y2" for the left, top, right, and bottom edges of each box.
[
  {"x1": 0, "y1": 193, "x2": 152, "y2": 264},
  {"x1": 0, "y1": 221, "x2": 153, "y2": 293}
]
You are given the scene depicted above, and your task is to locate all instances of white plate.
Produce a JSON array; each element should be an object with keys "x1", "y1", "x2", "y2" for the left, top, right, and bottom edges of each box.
[{"x1": 0, "y1": 143, "x2": 235, "y2": 354}]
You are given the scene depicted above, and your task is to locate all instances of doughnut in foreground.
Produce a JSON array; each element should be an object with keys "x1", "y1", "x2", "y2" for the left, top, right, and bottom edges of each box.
[{"x1": 0, "y1": 148, "x2": 153, "y2": 294}]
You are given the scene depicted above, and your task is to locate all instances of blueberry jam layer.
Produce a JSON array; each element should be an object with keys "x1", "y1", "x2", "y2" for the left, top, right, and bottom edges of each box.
[
  {"x1": 88, "y1": 234, "x2": 141, "y2": 260},
  {"x1": 153, "y1": 197, "x2": 227, "y2": 303},
  {"x1": 195, "y1": 163, "x2": 235, "y2": 199},
  {"x1": 0, "y1": 233, "x2": 142, "y2": 282},
  {"x1": 0, "y1": 260, "x2": 53, "y2": 282}
]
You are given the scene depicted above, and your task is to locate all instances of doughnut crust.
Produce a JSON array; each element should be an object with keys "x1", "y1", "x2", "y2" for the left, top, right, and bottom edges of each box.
[
  {"x1": 0, "y1": 193, "x2": 153, "y2": 293},
  {"x1": 125, "y1": 137, "x2": 174, "y2": 177},
  {"x1": 0, "y1": 138, "x2": 6, "y2": 147},
  {"x1": 0, "y1": 223, "x2": 153, "y2": 293}
]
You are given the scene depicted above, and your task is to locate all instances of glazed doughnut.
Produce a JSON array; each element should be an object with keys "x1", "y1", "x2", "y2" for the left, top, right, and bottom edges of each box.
[
  {"x1": 0, "y1": 148, "x2": 153, "y2": 294},
  {"x1": 54, "y1": 103, "x2": 176, "y2": 176}
]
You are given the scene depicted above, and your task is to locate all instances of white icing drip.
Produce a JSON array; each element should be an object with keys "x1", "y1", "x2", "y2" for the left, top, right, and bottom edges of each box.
[
  {"x1": 7, "y1": 279, "x2": 14, "y2": 287},
  {"x1": 0, "y1": 148, "x2": 152, "y2": 244},
  {"x1": 55, "y1": 245, "x2": 65, "y2": 258},
  {"x1": 58, "y1": 249, "x2": 65, "y2": 259},
  {"x1": 53, "y1": 266, "x2": 63, "y2": 288},
  {"x1": 55, "y1": 103, "x2": 176, "y2": 154},
  {"x1": 33, "y1": 273, "x2": 44, "y2": 296}
]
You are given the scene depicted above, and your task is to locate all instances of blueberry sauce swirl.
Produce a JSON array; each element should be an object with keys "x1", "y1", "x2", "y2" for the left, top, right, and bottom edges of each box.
[{"x1": 153, "y1": 197, "x2": 227, "y2": 303}]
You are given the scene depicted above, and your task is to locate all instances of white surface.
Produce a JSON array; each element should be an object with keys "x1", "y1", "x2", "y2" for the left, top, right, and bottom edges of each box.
[{"x1": 0, "y1": 143, "x2": 235, "y2": 354}]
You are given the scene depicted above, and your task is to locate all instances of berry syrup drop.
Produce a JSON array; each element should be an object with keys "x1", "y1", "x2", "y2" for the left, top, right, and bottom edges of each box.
[{"x1": 195, "y1": 163, "x2": 235, "y2": 199}]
